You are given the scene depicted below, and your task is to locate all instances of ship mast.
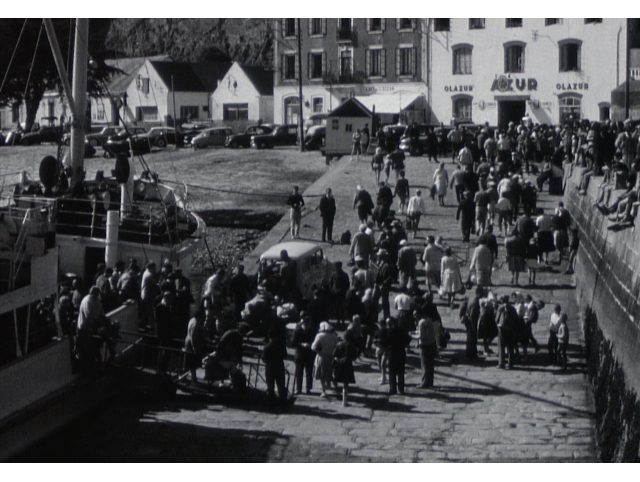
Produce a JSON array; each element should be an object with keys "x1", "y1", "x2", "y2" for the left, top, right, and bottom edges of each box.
[{"x1": 43, "y1": 18, "x2": 88, "y2": 190}]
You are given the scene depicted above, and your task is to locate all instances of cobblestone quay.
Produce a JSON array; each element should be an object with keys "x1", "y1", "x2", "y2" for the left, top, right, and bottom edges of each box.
[{"x1": 22, "y1": 155, "x2": 595, "y2": 462}]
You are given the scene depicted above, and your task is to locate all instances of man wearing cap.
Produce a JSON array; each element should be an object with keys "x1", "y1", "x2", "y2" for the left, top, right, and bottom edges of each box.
[
  {"x1": 292, "y1": 315, "x2": 317, "y2": 395},
  {"x1": 496, "y1": 295, "x2": 519, "y2": 369},
  {"x1": 407, "y1": 189, "x2": 426, "y2": 238},
  {"x1": 397, "y1": 240, "x2": 417, "y2": 291},
  {"x1": 394, "y1": 171, "x2": 410, "y2": 214},
  {"x1": 286, "y1": 185, "x2": 305, "y2": 239},
  {"x1": 450, "y1": 164, "x2": 466, "y2": 203},
  {"x1": 318, "y1": 187, "x2": 336, "y2": 243}
]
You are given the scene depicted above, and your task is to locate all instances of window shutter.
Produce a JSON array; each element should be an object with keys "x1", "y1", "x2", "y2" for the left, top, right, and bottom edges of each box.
[
  {"x1": 281, "y1": 19, "x2": 286, "y2": 38},
  {"x1": 395, "y1": 48, "x2": 400, "y2": 76},
  {"x1": 365, "y1": 49, "x2": 371, "y2": 76},
  {"x1": 396, "y1": 19, "x2": 400, "y2": 30},
  {"x1": 381, "y1": 48, "x2": 386, "y2": 77},
  {"x1": 295, "y1": 53, "x2": 299, "y2": 80},
  {"x1": 381, "y1": 19, "x2": 386, "y2": 31},
  {"x1": 308, "y1": 19, "x2": 312, "y2": 36},
  {"x1": 322, "y1": 19, "x2": 327, "y2": 36},
  {"x1": 280, "y1": 54, "x2": 284, "y2": 81},
  {"x1": 413, "y1": 47, "x2": 417, "y2": 76},
  {"x1": 366, "y1": 18, "x2": 370, "y2": 32},
  {"x1": 322, "y1": 51, "x2": 327, "y2": 78},
  {"x1": 308, "y1": 52, "x2": 312, "y2": 79}
]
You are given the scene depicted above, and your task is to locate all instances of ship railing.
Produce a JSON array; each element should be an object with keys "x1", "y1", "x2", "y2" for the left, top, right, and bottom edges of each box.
[{"x1": 1, "y1": 193, "x2": 193, "y2": 247}]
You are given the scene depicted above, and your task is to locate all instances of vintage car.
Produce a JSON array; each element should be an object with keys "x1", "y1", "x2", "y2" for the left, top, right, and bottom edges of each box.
[
  {"x1": 191, "y1": 127, "x2": 233, "y2": 149},
  {"x1": 258, "y1": 241, "x2": 334, "y2": 301},
  {"x1": 225, "y1": 125, "x2": 273, "y2": 148},
  {"x1": 251, "y1": 125, "x2": 298, "y2": 149}
]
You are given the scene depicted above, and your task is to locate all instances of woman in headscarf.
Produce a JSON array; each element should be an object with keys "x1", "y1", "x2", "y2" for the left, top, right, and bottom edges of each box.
[
  {"x1": 311, "y1": 321, "x2": 338, "y2": 398},
  {"x1": 333, "y1": 328, "x2": 358, "y2": 407},
  {"x1": 440, "y1": 247, "x2": 463, "y2": 307},
  {"x1": 432, "y1": 162, "x2": 449, "y2": 206}
]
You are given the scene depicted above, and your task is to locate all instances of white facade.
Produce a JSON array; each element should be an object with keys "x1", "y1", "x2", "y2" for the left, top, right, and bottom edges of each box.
[
  {"x1": 121, "y1": 60, "x2": 209, "y2": 125},
  {"x1": 211, "y1": 62, "x2": 273, "y2": 123},
  {"x1": 429, "y1": 18, "x2": 627, "y2": 128}
]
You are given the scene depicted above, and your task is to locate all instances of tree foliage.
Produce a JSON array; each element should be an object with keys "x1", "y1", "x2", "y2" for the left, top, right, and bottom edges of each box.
[
  {"x1": 0, "y1": 19, "x2": 112, "y2": 130},
  {"x1": 105, "y1": 19, "x2": 273, "y2": 67}
]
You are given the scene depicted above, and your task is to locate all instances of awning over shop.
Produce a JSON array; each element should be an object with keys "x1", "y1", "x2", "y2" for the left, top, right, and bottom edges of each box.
[
  {"x1": 355, "y1": 93, "x2": 424, "y2": 114},
  {"x1": 611, "y1": 80, "x2": 640, "y2": 107}
]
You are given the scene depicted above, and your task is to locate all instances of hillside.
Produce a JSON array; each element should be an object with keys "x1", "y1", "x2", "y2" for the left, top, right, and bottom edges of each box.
[{"x1": 105, "y1": 18, "x2": 273, "y2": 67}]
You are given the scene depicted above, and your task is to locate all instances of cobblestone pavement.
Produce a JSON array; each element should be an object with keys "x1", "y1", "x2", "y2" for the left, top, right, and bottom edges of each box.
[{"x1": 23, "y1": 155, "x2": 595, "y2": 462}]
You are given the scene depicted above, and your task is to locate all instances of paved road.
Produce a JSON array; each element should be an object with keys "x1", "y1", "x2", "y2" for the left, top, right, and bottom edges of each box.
[{"x1": 22, "y1": 155, "x2": 595, "y2": 462}]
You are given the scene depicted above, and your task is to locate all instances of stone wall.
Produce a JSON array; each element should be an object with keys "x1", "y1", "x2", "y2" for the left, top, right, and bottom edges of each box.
[{"x1": 564, "y1": 164, "x2": 640, "y2": 462}]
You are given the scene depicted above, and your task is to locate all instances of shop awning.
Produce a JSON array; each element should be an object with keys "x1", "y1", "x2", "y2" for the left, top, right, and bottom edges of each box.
[
  {"x1": 356, "y1": 94, "x2": 424, "y2": 114},
  {"x1": 611, "y1": 80, "x2": 640, "y2": 107}
]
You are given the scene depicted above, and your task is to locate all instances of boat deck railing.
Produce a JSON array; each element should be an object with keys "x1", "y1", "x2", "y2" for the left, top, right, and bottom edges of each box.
[{"x1": 0, "y1": 191, "x2": 197, "y2": 247}]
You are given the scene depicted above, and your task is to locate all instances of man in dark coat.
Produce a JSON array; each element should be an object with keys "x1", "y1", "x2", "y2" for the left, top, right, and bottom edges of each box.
[
  {"x1": 375, "y1": 251, "x2": 393, "y2": 320},
  {"x1": 464, "y1": 287, "x2": 485, "y2": 360},
  {"x1": 230, "y1": 264, "x2": 251, "y2": 323},
  {"x1": 330, "y1": 261, "x2": 350, "y2": 327},
  {"x1": 353, "y1": 185, "x2": 374, "y2": 223},
  {"x1": 154, "y1": 291, "x2": 176, "y2": 373},
  {"x1": 456, "y1": 191, "x2": 476, "y2": 243},
  {"x1": 263, "y1": 322, "x2": 288, "y2": 405},
  {"x1": 292, "y1": 316, "x2": 317, "y2": 394},
  {"x1": 387, "y1": 317, "x2": 411, "y2": 395},
  {"x1": 318, "y1": 188, "x2": 337, "y2": 243}
]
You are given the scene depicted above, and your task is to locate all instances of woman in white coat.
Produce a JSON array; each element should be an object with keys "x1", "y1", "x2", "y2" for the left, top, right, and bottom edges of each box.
[
  {"x1": 311, "y1": 321, "x2": 338, "y2": 398},
  {"x1": 432, "y1": 162, "x2": 449, "y2": 206}
]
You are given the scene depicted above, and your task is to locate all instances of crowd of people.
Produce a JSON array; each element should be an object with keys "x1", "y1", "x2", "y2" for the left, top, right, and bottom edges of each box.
[{"x1": 59, "y1": 114, "x2": 640, "y2": 408}]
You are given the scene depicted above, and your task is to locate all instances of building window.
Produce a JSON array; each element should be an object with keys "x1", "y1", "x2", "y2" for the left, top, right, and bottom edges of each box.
[
  {"x1": 283, "y1": 18, "x2": 296, "y2": 37},
  {"x1": 434, "y1": 19, "x2": 450, "y2": 32},
  {"x1": 309, "y1": 18, "x2": 323, "y2": 36},
  {"x1": 469, "y1": 19, "x2": 485, "y2": 29},
  {"x1": 559, "y1": 41, "x2": 581, "y2": 72},
  {"x1": 137, "y1": 106, "x2": 158, "y2": 122},
  {"x1": 339, "y1": 48, "x2": 353, "y2": 78},
  {"x1": 96, "y1": 104, "x2": 105, "y2": 121},
  {"x1": 180, "y1": 106, "x2": 199, "y2": 120},
  {"x1": 398, "y1": 19, "x2": 413, "y2": 31},
  {"x1": 453, "y1": 96, "x2": 472, "y2": 122},
  {"x1": 337, "y1": 18, "x2": 352, "y2": 41},
  {"x1": 309, "y1": 52, "x2": 324, "y2": 79},
  {"x1": 136, "y1": 76, "x2": 150, "y2": 94},
  {"x1": 504, "y1": 43, "x2": 525, "y2": 73},
  {"x1": 345, "y1": 123, "x2": 352, "y2": 132},
  {"x1": 585, "y1": 19, "x2": 602, "y2": 24},
  {"x1": 397, "y1": 47, "x2": 415, "y2": 77},
  {"x1": 222, "y1": 104, "x2": 248, "y2": 121},
  {"x1": 282, "y1": 53, "x2": 296, "y2": 80},
  {"x1": 506, "y1": 19, "x2": 523, "y2": 28},
  {"x1": 312, "y1": 97, "x2": 324, "y2": 113},
  {"x1": 367, "y1": 48, "x2": 385, "y2": 77},
  {"x1": 599, "y1": 103, "x2": 610, "y2": 121},
  {"x1": 369, "y1": 18, "x2": 383, "y2": 32},
  {"x1": 559, "y1": 95, "x2": 581, "y2": 123},
  {"x1": 284, "y1": 97, "x2": 299, "y2": 125},
  {"x1": 331, "y1": 119, "x2": 339, "y2": 130},
  {"x1": 453, "y1": 45, "x2": 472, "y2": 75},
  {"x1": 545, "y1": 18, "x2": 561, "y2": 26},
  {"x1": 12, "y1": 103, "x2": 20, "y2": 123}
]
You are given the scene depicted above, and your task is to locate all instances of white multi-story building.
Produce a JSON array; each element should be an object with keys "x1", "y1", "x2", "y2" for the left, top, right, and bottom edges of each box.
[{"x1": 428, "y1": 18, "x2": 628, "y2": 128}]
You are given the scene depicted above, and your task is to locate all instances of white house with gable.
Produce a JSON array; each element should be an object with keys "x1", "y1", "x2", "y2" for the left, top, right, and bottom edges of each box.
[{"x1": 210, "y1": 61, "x2": 274, "y2": 128}]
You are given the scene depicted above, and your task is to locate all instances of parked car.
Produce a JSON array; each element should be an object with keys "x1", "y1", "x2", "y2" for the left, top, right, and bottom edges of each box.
[
  {"x1": 251, "y1": 125, "x2": 298, "y2": 149},
  {"x1": 378, "y1": 124, "x2": 407, "y2": 151},
  {"x1": 3, "y1": 129, "x2": 23, "y2": 146},
  {"x1": 398, "y1": 124, "x2": 433, "y2": 156},
  {"x1": 20, "y1": 126, "x2": 62, "y2": 145},
  {"x1": 304, "y1": 125, "x2": 325, "y2": 151},
  {"x1": 82, "y1": 126, "x2": 121, "y2": 147},
  {"x1": 258, "y1": 241, "x2": 335, "y2": 301},
  {"x1": 304, "y1": 113, "x2": 327, "y2": 134},
  {"x1": 103, "y1": 127, "x2": 149, "y2": 157},
  {"x1": 191, "y1": 127, "x2": 233, "y2": 149},
  {"x1": 180, "y1": 122, "x2": 212, "y2": 145},
  {"x1": 140, "y1": 127, "x2": 177, "y2": 148},
  {"x1": 225, "y1": 125, "x2": 273, "y2": 148}
]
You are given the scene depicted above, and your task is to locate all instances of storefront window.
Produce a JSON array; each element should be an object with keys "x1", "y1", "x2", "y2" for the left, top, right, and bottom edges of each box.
[
  {"x1": 284, "y1": 97, "x2": 299, "y2": 125},
  {"x1": 559, "y1": 95, "x2": 581, "y2": 123},
  {"x1": 453, "y1": 96, "x2": 472, "y2": 122}
]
